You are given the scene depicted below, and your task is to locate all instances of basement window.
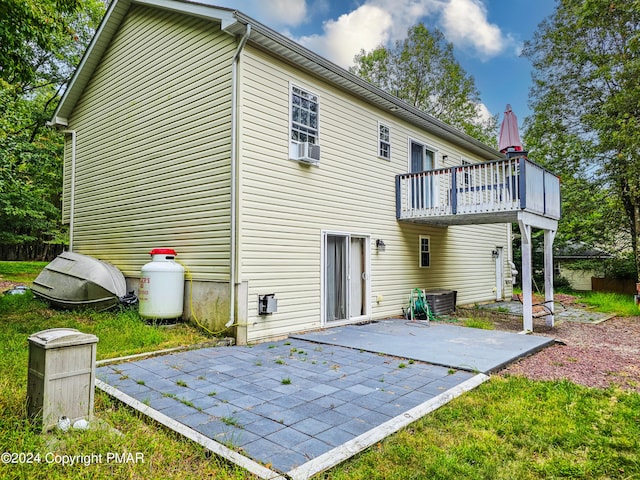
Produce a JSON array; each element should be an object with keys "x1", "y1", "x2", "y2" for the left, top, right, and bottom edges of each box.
[{"x1": 420, "y1": 235, "x2": 430, "y2": 268}]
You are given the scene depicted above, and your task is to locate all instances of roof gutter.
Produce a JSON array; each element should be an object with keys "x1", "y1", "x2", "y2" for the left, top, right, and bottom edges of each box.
[
  {"x1": 46, "y1": 119, "x2": 76, "y2": 252},
  {"x1": 231, "y1": 11, "x2": 500, "y2": 160},
  {"x1": 53, "y1": 0, "x2": 499, "y2": 160},
  {"x1": 226, "y1": 23, "x2": 252, "y2": 329},
  {"x1": 62, "y1": 130, "x2": 77, "y2": 252}
]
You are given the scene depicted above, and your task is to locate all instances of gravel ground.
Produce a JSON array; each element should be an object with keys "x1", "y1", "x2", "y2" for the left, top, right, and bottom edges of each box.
[
  {"x1": 1, "y1": 280, "x2": 19, "y2": 291},
  {"x1": 481, "y1": 295, "x2": 640, "y2": 392},
  {"x1": 496, "y1": 317, "x2": 640, "y2": 392}
]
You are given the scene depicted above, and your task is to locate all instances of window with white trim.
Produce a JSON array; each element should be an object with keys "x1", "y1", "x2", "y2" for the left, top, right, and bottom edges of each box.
[
  {"x1": 291, "y1": 85, "x2": 319, "y2": 144},
  {"x1": 461, "y1": 159, "x2": 472, "y2": 186},
  {"x1": 378, "y1": 122, "x2": 390, "y2": 159},
  {"x1": 420, "y1": 235, "x2": 430, "y2": 268}
]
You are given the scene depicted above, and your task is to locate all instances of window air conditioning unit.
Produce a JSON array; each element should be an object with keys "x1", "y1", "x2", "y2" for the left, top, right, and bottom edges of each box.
[{"x1": 293, "y1": 142, "x2": 320, "y2": 165}]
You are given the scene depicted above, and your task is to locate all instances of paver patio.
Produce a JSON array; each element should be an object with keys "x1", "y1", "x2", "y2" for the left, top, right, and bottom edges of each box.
[
  {"x1": 96, "y1": 319, "x2": 553, "y2": 478},
  {"x1": 477, "y1": 300, "x2": 615, "y2": 324}
]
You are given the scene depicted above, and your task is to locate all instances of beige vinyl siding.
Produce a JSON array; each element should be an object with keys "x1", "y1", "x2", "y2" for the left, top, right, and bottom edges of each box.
[
  {"x1": 367, "y1": 224, "x2": 511, "y2": 311},
  {"x1": 65, "y1": 5, "x2": 235, "y2": 279},
  {"x1": 558, "y1": 263, "x2": 595, "y2": 291},
  {"x1": 238, "y1": 47, "x2": 511, "y2": 342}
]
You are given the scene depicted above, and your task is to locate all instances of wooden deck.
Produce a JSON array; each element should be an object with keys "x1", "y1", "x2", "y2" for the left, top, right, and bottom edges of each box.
[
  {"x1": 395, "y1": 155, "x2": 561, "y2": 332},
  {"x1": 396, "y1": 156, "x2": 560, "y2": 226}
]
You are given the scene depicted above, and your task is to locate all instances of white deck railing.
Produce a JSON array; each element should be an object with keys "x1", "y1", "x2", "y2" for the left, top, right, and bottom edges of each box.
[{"x1": 396, "y1": 157, "x2": 560, "y2": 222}]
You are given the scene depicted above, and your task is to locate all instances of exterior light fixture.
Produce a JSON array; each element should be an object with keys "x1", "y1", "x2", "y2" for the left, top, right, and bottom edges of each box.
[
  {"x1": 376, "y1": 239, "x2": 386, "y2": 252},
  {"x1": 492, "y1": 250, "x2": 499, "y2": 258}
]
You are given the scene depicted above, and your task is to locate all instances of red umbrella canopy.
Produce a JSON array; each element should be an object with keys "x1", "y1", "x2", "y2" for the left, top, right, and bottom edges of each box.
[{"x1": 498, "y1": 104, "x2": 523, "y2": 154}]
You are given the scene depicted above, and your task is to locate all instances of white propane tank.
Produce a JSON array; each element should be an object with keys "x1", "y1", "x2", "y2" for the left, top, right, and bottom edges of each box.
[{"x1": 139, "y1": 248, "x2": 184, "y2": 319}]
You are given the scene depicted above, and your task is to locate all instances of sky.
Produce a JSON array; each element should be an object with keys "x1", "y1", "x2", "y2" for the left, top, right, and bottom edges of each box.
[{"x1": 206, "y1": 0, "x2": 557, "y2": 132}]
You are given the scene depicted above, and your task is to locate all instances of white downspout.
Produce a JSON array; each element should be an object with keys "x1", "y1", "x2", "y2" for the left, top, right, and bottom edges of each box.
[
  {"x1": 226, "y1": 24, "x2": 252, "y2": 328},
  {"x1": 61, "y1": 130, "x2": 77, "y2": 252}
]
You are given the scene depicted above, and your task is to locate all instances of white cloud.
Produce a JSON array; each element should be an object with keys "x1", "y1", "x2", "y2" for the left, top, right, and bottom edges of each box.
[
  {"x1": 368, "y1": 0, "x2": 441, "y2": 42},
  {"x1": 207, "y1": 0, "x2": 308, "y2": 28},
  {"x1": 440, "y1": 0, "x2": 512, "y2": 59},
  {"x1": 476, "y1": 102, "x2": 494, "y2": 123},
  {"x1": 254, "y1": 0, "x2": 308, "y2": 27},
  {"x1": 208, "y1": 0, "x2": 515, "y2": 65},
  {"x1": 297, "y1": 5, "x2": 393, "y2": 68},
  {"x1": 293, "y1": 0, "x2": 442, "y2": 68},
  {"x1": 292, "y1": 0, "x2": 516, "y2": 68}
]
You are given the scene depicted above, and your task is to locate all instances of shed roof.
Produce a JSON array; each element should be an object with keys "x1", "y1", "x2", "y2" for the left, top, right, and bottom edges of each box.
[
  {"x1": 51, "y1": 0, "x2": 502, "y2": 160},
  {"x1": 555, "y1": 242, "x2": 613, "y2": 260}
]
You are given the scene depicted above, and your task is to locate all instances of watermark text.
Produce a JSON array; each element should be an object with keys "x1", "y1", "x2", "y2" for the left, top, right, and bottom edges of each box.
[{"x1": 2, "y1": 451, "x2": 145, "y2": 466}]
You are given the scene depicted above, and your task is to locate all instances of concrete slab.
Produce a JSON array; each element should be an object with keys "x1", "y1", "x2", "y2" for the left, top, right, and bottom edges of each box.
[{"x1": 291, "y1": 319, "x2": 555, "y2": 373}]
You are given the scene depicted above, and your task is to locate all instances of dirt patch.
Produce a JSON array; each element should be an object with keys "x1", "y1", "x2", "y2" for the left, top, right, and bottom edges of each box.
[
  {"x1": 0, "y1": 280, "x2": 23, "y2": 292},
  {"x1": 474, "y1": 306, "x2": 640, "y2": 392}
]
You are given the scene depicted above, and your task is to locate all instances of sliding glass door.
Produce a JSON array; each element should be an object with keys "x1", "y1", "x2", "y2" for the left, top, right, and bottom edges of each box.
[{"x1": 324, "y1": 233, "x2": 369, "y2": 323}]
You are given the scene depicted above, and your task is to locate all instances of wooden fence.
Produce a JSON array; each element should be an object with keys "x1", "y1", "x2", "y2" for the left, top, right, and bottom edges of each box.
[{"x1": 591, "y1": 277, "x2": 637, "y2": 295}]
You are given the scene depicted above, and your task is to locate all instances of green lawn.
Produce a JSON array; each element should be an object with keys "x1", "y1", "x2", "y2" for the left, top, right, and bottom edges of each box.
[
  {"x1": 1, "y1": 262, "x2": 639, "y2": 479},
  {"x1": 325, "y1": 377, "x2": 640, "y2": 479},
  {"x1": 0, "y1": 260, "x2": 48, "y2": 283},
  {"x1": 579, "y1": 291, "x2": 640, "y2": 317}
]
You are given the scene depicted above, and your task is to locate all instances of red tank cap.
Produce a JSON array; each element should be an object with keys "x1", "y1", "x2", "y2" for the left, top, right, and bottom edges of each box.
[{"x1": 149, "y1": 248, "x2": 177, "y2": 256}]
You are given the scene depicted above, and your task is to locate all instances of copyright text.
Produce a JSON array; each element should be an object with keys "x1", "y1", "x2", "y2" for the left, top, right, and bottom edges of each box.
[{"x1": 2, "y1": 451, "x2": 145, "y2": 466}]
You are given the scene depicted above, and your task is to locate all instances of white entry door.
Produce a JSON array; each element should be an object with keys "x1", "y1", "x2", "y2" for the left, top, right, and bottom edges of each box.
[
  {"x1": 495, "y1": 246, "x2": 504, "y2": 300},
  {"x1": 324, "y1": 233, "x2": 369, "y2": 324}
]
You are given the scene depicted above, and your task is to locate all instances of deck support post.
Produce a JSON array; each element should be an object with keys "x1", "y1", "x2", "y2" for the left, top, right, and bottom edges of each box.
[
  {"x1": 518, "y1": 213, "x2": 558, "y2": 332},
  {"x1": 543, "y1": 228, "x2": 557, "y2": 327},
  {"x1": 518, "y1": 220, "x2": 533, "y2": 332}
]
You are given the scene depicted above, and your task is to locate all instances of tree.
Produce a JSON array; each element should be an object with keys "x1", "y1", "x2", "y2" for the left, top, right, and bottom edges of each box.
[
  {"x1": 0, "y1": 0, "x2": 85, "y2": 86},
  {"x1": 523, "y1": 0, "x2": 640, "y2": 281},
  {"x1": 0, "y1": 0, "x2": 105, "y2": 260},
  {"x1": 0, "y1": 82, "x2": 65, "y2": 259},
  {"x1": 523, "y1": 101, "x2": 626, "y2": 256},
  {"x1": 350, "y1": 24, "x2": 498, "y2": 147}
]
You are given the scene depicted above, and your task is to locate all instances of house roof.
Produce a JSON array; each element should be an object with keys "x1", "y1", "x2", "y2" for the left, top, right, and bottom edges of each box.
[
  {"x1": 52, "y1": 0, "x2": 502, "y2": 160},
  {"x1": 555, "y1": 242, "x2": 612, "y2": 260}
]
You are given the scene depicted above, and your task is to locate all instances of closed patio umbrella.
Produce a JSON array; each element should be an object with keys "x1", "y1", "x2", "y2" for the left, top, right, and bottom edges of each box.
[{"x1": 498, "y1": 104, "x2": 523, "y2": 154}]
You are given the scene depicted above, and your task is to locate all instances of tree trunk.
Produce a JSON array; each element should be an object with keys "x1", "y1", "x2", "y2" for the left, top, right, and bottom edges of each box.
[
  {"x1": 635, "y1": 202, "x2": 640, "y2": 283},
  {"x1": 0, "y1": 243, "x2": 64, "y2": 261}
]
